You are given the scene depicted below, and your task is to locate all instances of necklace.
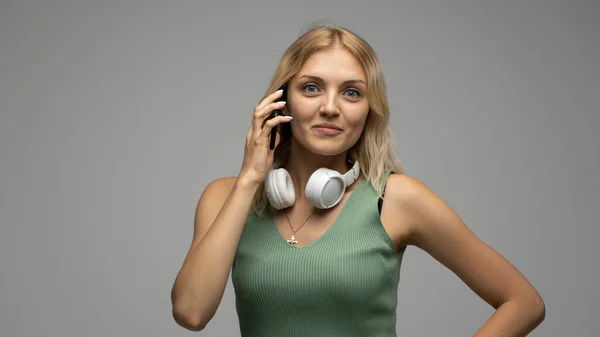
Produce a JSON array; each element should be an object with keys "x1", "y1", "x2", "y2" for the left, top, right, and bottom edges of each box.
[{"x1": 284, "y1": 211, "x2": 314, "y2": 245}]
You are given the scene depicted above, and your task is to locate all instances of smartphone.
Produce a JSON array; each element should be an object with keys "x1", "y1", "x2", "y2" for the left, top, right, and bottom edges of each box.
[{"x1": 269, "y1": 84, "x2": 287, "y2": 150}]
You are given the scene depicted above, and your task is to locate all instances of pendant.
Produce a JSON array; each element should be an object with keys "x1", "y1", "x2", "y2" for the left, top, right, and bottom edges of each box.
[{"x1": 287, "y1": 235, "x2": 298, "y2": 245}]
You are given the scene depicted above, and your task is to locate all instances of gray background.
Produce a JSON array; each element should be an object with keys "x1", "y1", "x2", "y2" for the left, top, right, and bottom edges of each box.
[{"x1": 1, "y1": 0, "x2": 598, "y2": 336}]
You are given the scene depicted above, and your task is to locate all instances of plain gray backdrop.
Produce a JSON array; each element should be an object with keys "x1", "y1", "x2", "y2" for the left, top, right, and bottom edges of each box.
[{"x1": 1, "y1": 0, "x2": 598, "y2": 336}]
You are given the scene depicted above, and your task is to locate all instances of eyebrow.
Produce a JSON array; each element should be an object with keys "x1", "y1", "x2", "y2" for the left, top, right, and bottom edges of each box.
[{"x1": 298, "y1": 75, "x2": 366, "y2": 86}]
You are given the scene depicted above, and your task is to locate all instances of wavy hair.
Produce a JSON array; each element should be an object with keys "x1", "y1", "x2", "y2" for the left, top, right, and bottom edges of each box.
[{"x1": 250, "y1": 24, "x2": 404, "y2": 216}]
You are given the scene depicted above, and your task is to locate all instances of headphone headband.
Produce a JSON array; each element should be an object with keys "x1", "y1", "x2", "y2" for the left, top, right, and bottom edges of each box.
[{"x1": 342, "y1": 160, "x2": 360, "y2": 187}]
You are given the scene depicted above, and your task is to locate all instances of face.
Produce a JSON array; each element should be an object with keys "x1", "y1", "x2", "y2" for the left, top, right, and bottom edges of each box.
[{"x1": 284, "y1": 47, "x2": 369, "y2": 156}]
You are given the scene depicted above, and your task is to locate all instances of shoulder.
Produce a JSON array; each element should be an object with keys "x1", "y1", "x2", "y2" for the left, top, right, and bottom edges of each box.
[
  {"x1": 383, "y1": 173, "x2": 426, "y2": 199},
  {"x1": 192, "y1": 176, "x2": 239, "y2": 237},
  {"x1": 196, "y1": 176, "x2": 239, "y2": 214},
  {"x1": 382, "y1": 173, "x2": 447, "y2": 245},
  {"x1": 203, "y1": 176, "x2": 238, "y2": 194},
  {"x1": 383, "y1": 173, "x2": 433, "y2": 211},
  {"x1": 199, "y1": 176, "x2": 238, "y2": 204}
]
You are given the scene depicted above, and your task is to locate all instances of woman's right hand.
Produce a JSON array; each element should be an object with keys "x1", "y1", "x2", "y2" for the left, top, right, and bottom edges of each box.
[{"x1": 237, "y1": 89, "x2": 292, "y2": 187}]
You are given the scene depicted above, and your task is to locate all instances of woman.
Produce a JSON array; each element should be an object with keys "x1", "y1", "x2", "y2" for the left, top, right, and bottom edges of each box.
[{"x1": 171, "y1": 25, "x2": 545, "y2": 336}]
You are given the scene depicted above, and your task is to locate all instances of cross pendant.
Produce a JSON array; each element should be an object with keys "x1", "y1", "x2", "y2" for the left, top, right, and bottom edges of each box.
[{"x1": 287, "y1": 235, "x2": 298, "y2": 245}]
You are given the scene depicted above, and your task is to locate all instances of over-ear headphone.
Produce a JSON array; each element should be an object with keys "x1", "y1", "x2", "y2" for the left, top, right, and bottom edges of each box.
[{"x1": 264, "y1": 159, "x2": 361, "y2": 210}]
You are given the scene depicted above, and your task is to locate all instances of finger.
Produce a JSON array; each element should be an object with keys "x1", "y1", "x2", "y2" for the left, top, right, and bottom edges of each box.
[
  {"x1": 257, "y1": 100, "x2": 287, "y2": 121},
  {"x1": 255, "y1": 89, "x2": 285, "y2": 112},
  {"x1": 253, "y1": 101, "x2": 287, "y2": 134},
  {"x1": 259, "y1": 115, "x2": 293, "y2": 139},
  {"x1": 249, "y1": 89, "x2": 285, "y2": 139},
  {"x1": 252, "y1": 90, "x2": 285, "y2": 126}
]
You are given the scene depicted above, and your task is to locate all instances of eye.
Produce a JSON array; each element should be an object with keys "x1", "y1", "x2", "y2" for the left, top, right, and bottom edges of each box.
[
  {"x1": 344, "y1": 89, "x2": 361, "y2": 98},
  {"x1": 303, "y1": 84, "x2": 319, "y2": 93}
]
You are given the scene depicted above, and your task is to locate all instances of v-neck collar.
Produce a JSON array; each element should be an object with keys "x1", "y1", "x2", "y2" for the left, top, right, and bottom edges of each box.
[{"x1": 268, "y1": 176, "x2": 366, "y2": 250}]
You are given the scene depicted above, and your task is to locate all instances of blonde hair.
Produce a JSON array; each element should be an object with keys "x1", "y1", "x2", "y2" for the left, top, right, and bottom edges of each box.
[{"x1": 250, "y1": 24, "x2": 404, "y2": 216}]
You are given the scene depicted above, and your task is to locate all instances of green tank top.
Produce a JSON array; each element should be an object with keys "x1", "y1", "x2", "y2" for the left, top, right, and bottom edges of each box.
[{"x1": 232, "y1": 173, "x2": 405, "y2": 336}]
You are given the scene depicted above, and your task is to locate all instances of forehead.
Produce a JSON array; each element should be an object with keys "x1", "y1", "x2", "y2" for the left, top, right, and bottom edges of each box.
[{"x1": 296, "y1": 47, "x2": 366, "y2": 83}]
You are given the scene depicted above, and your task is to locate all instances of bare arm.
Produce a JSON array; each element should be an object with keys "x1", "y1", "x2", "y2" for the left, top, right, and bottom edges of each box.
[
  {"x1": 170, "y1": 88, "x2": 290, "y2": 331},
  {"x1": 170, "y1": 176, "x2": 259, "y2": 331},
  {"x1": 387, "y1": 174, "x2": 545, "y2": 336}
]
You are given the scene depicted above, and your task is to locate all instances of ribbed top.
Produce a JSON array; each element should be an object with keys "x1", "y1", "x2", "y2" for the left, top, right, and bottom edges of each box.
[{"x1": 232, "y1": 174, "x2": 405, "y2": 336}]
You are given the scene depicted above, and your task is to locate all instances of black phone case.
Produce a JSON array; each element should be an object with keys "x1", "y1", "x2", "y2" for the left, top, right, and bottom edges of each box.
[{"x1": 269, "y1": 84, "x2": 287, "y2": 150}]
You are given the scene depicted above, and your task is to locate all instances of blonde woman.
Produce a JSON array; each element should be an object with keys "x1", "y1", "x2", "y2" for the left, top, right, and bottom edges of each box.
[{"x1": 171, "y1": 25, "x2": 545, "y2": 336}]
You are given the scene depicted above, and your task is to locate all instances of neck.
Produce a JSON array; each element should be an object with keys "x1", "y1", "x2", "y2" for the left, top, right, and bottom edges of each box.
[{"x1": 282, "y1": 139, "x2": 354, "y2": 201}]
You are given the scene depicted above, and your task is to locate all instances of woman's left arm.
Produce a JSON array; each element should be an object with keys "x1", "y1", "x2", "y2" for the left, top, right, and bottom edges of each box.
[{"x1": 390, "y1": 175, "x2": 546, "y2": 336}]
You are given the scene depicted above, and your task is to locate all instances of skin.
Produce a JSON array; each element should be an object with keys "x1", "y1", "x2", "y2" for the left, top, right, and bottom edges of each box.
[
  {"x1": 380, "y1": 174, "x2": 546, "y2": 336},
  {"x1": 271, "y1": 46, "x2": 371, "y2": 231},
  {"x1": 282, "y1": 46, "x2": 369, "y2": 195},
  {"x1": 171, "y1": 46, "x2": 545, "y2": 335}
]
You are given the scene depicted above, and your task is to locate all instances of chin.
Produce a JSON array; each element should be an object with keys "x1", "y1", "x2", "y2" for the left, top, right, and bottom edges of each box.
[{"x1": 301, "y1": 137, "x2": 354, "y2": 157}]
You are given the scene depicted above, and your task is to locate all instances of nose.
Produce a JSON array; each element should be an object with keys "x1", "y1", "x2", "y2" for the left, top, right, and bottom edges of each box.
[{"x1": 319, "y1": 91, "x2": 340, "y2": 118}]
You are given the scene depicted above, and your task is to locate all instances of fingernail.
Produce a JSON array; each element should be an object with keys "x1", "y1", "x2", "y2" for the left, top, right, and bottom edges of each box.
[
  {"x1": 278, "y1": 101, "x2": 286, "y2": 105},
  {"x1": 283, "y1": 116, "x2": 293, "y2": 120},
  {"x1": 275, "y1": 89, "x2": 283, "y2": 94}
]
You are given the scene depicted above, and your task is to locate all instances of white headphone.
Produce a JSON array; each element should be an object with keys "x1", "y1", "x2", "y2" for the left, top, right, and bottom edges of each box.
[{"x1": 264, "y1": 159, "x2": 361, "y2": 210}]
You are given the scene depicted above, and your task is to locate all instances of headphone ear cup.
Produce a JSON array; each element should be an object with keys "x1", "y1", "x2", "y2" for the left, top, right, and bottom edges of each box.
[
  {"x1": 265, "y1": 168, "x2": 295, "y2": 209},
  {"x1": 305, "y1": 168, "x2": 345, "y2": 209}
]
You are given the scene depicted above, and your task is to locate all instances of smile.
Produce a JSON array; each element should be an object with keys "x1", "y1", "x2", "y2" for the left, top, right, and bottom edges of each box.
[{"x1": 312, "y1": 126, "x2": 343, "y2": 136}]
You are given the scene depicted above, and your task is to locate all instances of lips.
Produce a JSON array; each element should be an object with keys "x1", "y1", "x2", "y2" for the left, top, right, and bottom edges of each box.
[
  {"x1": 312, "y1": 123, "x2": 343, "y2": 131},
  {"x1": 312, "y1": 123, "x2": 343, "y2": 136}
]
